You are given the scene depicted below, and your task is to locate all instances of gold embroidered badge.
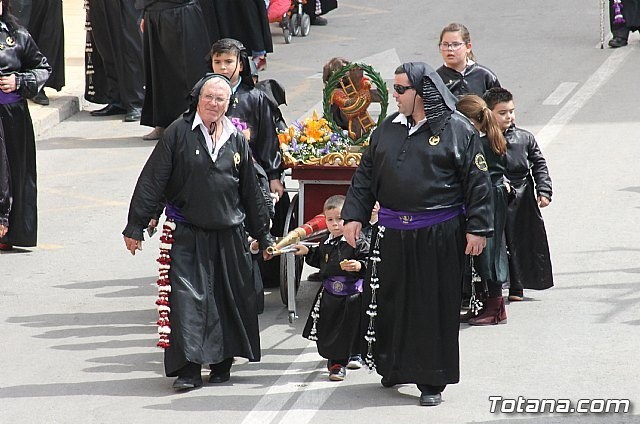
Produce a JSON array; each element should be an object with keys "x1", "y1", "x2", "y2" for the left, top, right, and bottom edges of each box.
[
  {"x1": 234, "y1": 152, "x2": 241, "y2": 168},
  {"x1": 474, "y1": 153, "x2": 488, "y2": 171},
  {"x1": 428, "y1": 135, "x2": 440, "y2": 146},
  {"x1": 6, "y1": 37, "x2": 15, "y2": 47}
]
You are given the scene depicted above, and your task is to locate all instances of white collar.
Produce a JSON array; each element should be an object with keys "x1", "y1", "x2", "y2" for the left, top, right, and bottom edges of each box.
[{"x1": 392, "y1": 113, "x2": 427, "y2": 135}]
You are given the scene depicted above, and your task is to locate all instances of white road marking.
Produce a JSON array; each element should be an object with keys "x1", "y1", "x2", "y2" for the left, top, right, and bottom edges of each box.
[
  {"x1": 535, "y1": 48, "x2": 632, "y2": 149},
  {"x1": 542, "y1": 82, "x2": 578, "y2": 105}
]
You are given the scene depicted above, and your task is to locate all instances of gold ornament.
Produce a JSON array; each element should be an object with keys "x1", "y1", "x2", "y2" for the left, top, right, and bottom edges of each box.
[{"x1": 428, "y1": 135, "x2": 440, "y2": 146}]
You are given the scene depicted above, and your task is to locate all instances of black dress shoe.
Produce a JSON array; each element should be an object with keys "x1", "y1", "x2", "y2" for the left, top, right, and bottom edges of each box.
[
  {"x1": 608, "y1": 37, "x2": 628, "y2": 48},
  {"x1": 124, "y1": 107, "x2": 141, "y2": 122},
  {"x1": 31, "y1": 90, "x2": 49, "y2": 106},
  {"x1": 90, "y1": 104, "x2": 126, "y2": 117},
  {"x1": 419, "y1": 392, "x2": 442, "y2": 406},
  {"x1": 208, "y1": 371, "x2": 230, "y2": 384},
  {"x1": 380, "y1": 377, "x2": 396, "y2": 388},
  {"x1": 172, "y1": 375, "x2": 203, "y2": 391},
  {"x1": 310, "y1": 15, "x2": 328, "y2": 25}
]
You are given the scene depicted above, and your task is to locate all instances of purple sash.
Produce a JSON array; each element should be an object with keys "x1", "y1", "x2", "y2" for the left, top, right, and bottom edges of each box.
[
  {"x1": 322, "y1": 276, "x2": 363, "y2": 296},
  {"x1": 378, "y1": 205, "x2": 464, "y2": 230},
  {"x1": 0, "y1": 91, "x2": 22, "y2": 105},
  {"x1": 165, "y1": 202, "x2": 187, "y2": 223}
]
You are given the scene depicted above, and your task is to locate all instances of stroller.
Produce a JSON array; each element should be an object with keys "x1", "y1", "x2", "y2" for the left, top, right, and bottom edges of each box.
[{"x1": 268, "y1": 0, "x2": 311, "y2": 44}]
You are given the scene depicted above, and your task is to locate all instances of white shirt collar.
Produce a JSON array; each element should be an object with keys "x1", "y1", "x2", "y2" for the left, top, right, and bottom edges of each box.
[
  {"x1": 392, "y1": 113, "x2": 427, "y2": 135},
  {"x1": 192, "y1": 114, "x2": 236, "y2": 161}
]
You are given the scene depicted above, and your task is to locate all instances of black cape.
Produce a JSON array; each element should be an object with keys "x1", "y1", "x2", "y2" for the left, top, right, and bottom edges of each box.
[
  {"x1": 123, "y1": 112, "x2": 273, "y2": 375},
  {"x1": 436, "y1": 62, "x2": 500, "y2": 98},
  {"x1": 208, "y1": 0, "x2": 272, "y2": 54},
  {"x1": 503, "y1": 125, "x2": 553, "y2": 292},
  {"x1": 13, "y1": 0, "x2": 65, "y2": 90},
  {"x1": 88, "y1": 0, "x2": 144, "y2": 110},
  {"x1": 342, "y1": 62, "x2": 493, "y2": 386},
  {"x1": 301, "y1": 235, "x2": 369, "y2": 360},
  {"x1": 0, "y1": 22, "x2": 51, "y2": 247},
  {"x1": 136, "y1": 0, "x2": 211, "y2": 128},
  {"x1": 303, "y1": 0, "x2": 338, "y2": 17}
]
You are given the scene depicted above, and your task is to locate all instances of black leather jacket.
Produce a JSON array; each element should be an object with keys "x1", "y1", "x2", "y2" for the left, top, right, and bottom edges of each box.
[{"x1": 436, "y1": 62, "x2": 500, "y2": 97}]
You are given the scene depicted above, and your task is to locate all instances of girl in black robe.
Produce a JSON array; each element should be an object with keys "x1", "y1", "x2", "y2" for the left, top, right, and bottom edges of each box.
[
  {"x1": 436, "y1": 23, "x2": 500, "y2": 98},
  {"x1": 0, "y1": 3, "x2": 51, "y2": 250}
]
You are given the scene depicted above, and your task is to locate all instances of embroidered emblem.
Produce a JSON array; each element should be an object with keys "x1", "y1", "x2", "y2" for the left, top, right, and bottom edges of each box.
[
  {"x1": 195, "y1": 149, "x2": 200, "y2": 155},
  {"x1": 6, "y1": 37, "x2": 15, "y2": 47},
  {"x1": 399, "y1": 215, "x2": 413, "y2": 224},
  {"x1": 428, "y1": 135, "x2": 440, "y2": 146},
  {"x1": 233, "y1": 152, "x2": 241, "y2": 168},
  {"x1": 474, "y1": 153, "x2": 488, "y2": 171},
  {"x1": 331, "y1": 281, "x2": 345, "y2": 293}
]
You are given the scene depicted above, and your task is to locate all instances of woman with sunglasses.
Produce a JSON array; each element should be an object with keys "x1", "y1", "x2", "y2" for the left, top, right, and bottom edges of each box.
[{"x1": 436, "y1": 23, "x2": 500, "y2": 97}]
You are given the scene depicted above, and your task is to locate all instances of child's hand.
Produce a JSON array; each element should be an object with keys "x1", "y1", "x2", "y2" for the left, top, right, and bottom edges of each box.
[
  {"x1": 537, "y1": 195, "x2": 550, "y2": 208},
  {"x1": 340, "y1": 259, "x2": 361, "y2": 272},
  {"x1": 293, "y1": 244, "x2": 309, "y2": 256}
]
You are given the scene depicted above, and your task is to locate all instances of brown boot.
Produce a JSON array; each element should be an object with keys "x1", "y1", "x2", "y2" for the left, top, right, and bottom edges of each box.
[{"x1": 468, "y1": 296, "x2": 507, "y2": 326}]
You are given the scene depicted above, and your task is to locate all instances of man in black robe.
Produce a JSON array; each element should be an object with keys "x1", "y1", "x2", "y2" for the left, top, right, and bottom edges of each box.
[
  {"x1": 342, "y1": 62, "x2": 493, "y2": 406},
  {"x1": 12, "y1": 0, "x2": 65, "y2": 105},
  {"x1": 123, "y1": 74, "x2": 273, "y2": 390},
  {"x1": 88, "y1": 0, "x2": 144, "y2": 122},
  {"x1": 608, "y1": 0, "x2": 640, "y2": 47},
  {"x1": 303, "y1": 0, "x2": 338, "y2": 25}
]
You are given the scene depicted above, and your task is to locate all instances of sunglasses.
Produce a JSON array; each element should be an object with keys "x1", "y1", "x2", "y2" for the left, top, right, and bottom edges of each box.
[{"x1": 393, "y1": 84, "x2": 414, "y2": 95}]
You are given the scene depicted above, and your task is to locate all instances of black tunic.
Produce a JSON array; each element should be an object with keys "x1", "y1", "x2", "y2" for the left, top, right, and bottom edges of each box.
[
  {"x1": 503, "y1": 125, "x2": 553, "y2": 292},
  {"x1": 342, "y1": 111, "x2": 493, "y2": 386},
  {"x1": 136, "y1": 0, "x2": 211, "y2": 128},
  {"x1": 88, "y1": 0, "x2": 144, "y2": 110},
  {"x1": 436, "y1": 62, "x2": 500, "y2": 98},
  {"x1": 210, "y1": 0, "x2": 272, "y2": 54},
  {"x1": 13, "y1": 0, "x2": 65, "y2": 90},
  {"x1": 301, "y1": 235, "x2": 369, "y2": 360},
  {"x1": 0, "y1": 21, "x2": 51, "y2": 247},
  {"x1": 303, "y1": 0, "x2": 338, "y2": 17},
  {"x1": 610, "y1": 0, "x2": 640, "y2": 36},
  {"x1": 123, "y1": 113, "x2": 273, "y2": 375},
  {"x1": 0, "y1": 122, "x2": 9, "y2": 228}
]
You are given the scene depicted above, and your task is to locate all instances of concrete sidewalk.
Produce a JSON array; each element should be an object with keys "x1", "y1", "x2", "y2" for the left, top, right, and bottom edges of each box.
[{"x1": 29, "y1": 0, "x2": 98, "y2": 137}]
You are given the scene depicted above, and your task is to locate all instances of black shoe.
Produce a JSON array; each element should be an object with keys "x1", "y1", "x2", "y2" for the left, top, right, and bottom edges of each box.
[
  {"x1": 608, "y1": 37, "x2": 628, "y2": 48},
  {"x1": 124, "y1": 107, "x2": 141, "y2": 122},
  {"x1": 380, "y1": 377, "x2": 396, "y2": 388},
  {"x1": 31, "y1": 90, "x2": 49, "y2": 106},
  {"x1": 90, "y1": 104, "x2": 126, "y2": 117},
  {"x1": 307, "y1": 272, "x2": 322, "y2": 282},
  {"x1": 419, "y1": 392, "x2": 442, "y2": 406},
  {"x1": 172, "y1": 375, "x2": 203, "y2": 391},
  {"x1": 310, "y1": 15, "x2": 328, "y2": 26},
  {"x1": 208, "y1": 371, "x2": 230, "y2": 384}
]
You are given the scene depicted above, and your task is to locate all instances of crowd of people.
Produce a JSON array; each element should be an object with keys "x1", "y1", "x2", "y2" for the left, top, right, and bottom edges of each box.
[{"x1": 2, "y1": 0, "x2": 630, "y2": 409}]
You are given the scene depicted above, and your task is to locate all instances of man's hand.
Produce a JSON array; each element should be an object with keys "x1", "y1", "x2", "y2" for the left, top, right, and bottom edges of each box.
[
  {"x1": 537, "y1": 195, "x2": 550, "y2": 208},
  {"x1": 124, "y1": 236, "x2": 143, "y2": 255},
  {"x1": 269, "y1": 179, "x2": 285, "y2": 198},
  {"x1": 343, "y1": 221, "x2": 362, "y2": 248},
  {"x1": 0, "y1": 224, "x2": 7, "y2": 238},
  {"x1": 465, "y1": 233, "x2": 486, "y2": 256}
]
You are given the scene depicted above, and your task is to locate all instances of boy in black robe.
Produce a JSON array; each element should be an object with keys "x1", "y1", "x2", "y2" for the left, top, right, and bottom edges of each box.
[
  {"x1": 295, "y1": 195, "x2": 369, "y2": 381},
  {"x1": 483, "y1": 87, "x2": 553, "y2": 301}
]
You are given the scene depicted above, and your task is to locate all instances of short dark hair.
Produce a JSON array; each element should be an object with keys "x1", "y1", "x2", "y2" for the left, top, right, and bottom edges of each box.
[
  {"x1": 208, "y1": 38, "x2": 245, "y2": 61},
  {"x1": 394, "y1": 65, "x2": 405, "y2": 75},
  {"x1": 483, "y1": 87, "x2": 514, "y2": 110},
  {"x1": 323, "y1": 195, "x2": 345, "y2": 212}
]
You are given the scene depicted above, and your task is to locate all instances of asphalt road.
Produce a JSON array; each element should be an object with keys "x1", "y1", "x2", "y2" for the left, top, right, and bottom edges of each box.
[{"x1": 2, "y1": 1, "x2": 640, "y2": 423}]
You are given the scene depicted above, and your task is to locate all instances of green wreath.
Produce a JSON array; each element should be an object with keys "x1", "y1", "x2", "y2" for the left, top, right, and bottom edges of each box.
[{"x1": 322, "y1": 62, "x2": 388, "y2": 146}]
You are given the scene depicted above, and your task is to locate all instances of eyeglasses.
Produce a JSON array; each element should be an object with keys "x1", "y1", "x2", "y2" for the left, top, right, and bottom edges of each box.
[
  {"x1": 202, "y1": 94, "x2": 229, "y2": 104},
  {"x1": 439, "y1": 42, "x2": 466, "y2": 51},
  {"x1": 393, "y1": 84, "x2": 414, "y2": 94}
]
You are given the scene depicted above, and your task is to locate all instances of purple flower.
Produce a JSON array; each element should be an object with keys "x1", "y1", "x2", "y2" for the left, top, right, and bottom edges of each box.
[{"x1": 231, "y1": 117, "x2": 248, "y2": 132}]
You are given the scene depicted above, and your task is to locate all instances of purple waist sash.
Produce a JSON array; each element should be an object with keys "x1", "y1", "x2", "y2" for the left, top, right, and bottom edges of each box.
[
  {"x1": 322, "y1": 276, "x2": 363, "y2": 296},
  {"x1": 0, "y1": 91, "x2": 22, "y2": 105},
  {"x1": 165, "y1": 202, "x2": 187, "y2": 223},
  {"x1": 378, "y1": 205, "x2": 464, "y2": 230}
]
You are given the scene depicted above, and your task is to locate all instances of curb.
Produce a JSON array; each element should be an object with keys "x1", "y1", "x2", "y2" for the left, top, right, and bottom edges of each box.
[{"x1": 30, "y1": 91, "x2": 84, "y2": 138}]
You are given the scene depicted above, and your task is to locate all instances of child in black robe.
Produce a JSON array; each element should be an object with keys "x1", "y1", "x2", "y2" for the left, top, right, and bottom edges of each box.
[{"x1": 294, "y1": 195, "x2": 369, "y2": 381}]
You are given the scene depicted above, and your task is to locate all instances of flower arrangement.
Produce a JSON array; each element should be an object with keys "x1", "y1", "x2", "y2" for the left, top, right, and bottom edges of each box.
[{"x1": 278, "y1": 111, "x2": 355, "y2": 166}]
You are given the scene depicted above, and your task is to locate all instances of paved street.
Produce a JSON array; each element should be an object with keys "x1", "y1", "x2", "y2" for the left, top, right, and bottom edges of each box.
[{"x1": 1, "y1": 1, "x2": 640, "y2": 423}]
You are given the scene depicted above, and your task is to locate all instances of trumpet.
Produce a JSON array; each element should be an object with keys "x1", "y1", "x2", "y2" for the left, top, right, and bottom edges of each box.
[{"x1": 266, "y1": 213, "x2": 327, "y2": 255}]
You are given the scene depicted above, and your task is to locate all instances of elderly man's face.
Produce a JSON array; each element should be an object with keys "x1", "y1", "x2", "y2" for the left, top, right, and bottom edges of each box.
[{"x1": 196, "y1": 80, "x2": 230, "y2": 125}]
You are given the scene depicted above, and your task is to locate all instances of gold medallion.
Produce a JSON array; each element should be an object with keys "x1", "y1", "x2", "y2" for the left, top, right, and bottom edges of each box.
[
  {"x1": 6, "y1": 37, "x2": 15, "y2": 47},
  {"x1": 233, "y1": 152, "x2": 241, "y2": 168},
  {"x1": 474, "y1": 153, "x2": 488, "y2": 171},
  {"x1": 428, "y1": 135, "x2": 440, "y2": 146}
]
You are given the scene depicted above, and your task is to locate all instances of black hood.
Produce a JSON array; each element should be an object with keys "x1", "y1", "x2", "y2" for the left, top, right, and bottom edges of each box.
[
  {"x1": 402, "y1": 62, "x2": 457, "y2": 135},
  {"x1": 185, "y1": 73, "x2": 232, "y2": 116}
]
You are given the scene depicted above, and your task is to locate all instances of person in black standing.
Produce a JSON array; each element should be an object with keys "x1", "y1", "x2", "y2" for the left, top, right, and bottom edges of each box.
[
  {"x1": 303, "y1": 0, "x2": 337, "y2": 26},
  {"x1": 608, "y1": 0, "x2": 640, "y2": 47},
  {"x1": 88, "y1": 0, "x2": 144, "y2": 122},
  {"x1": 11, "y1": 0, "x2": 64, "y2": 105}
]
